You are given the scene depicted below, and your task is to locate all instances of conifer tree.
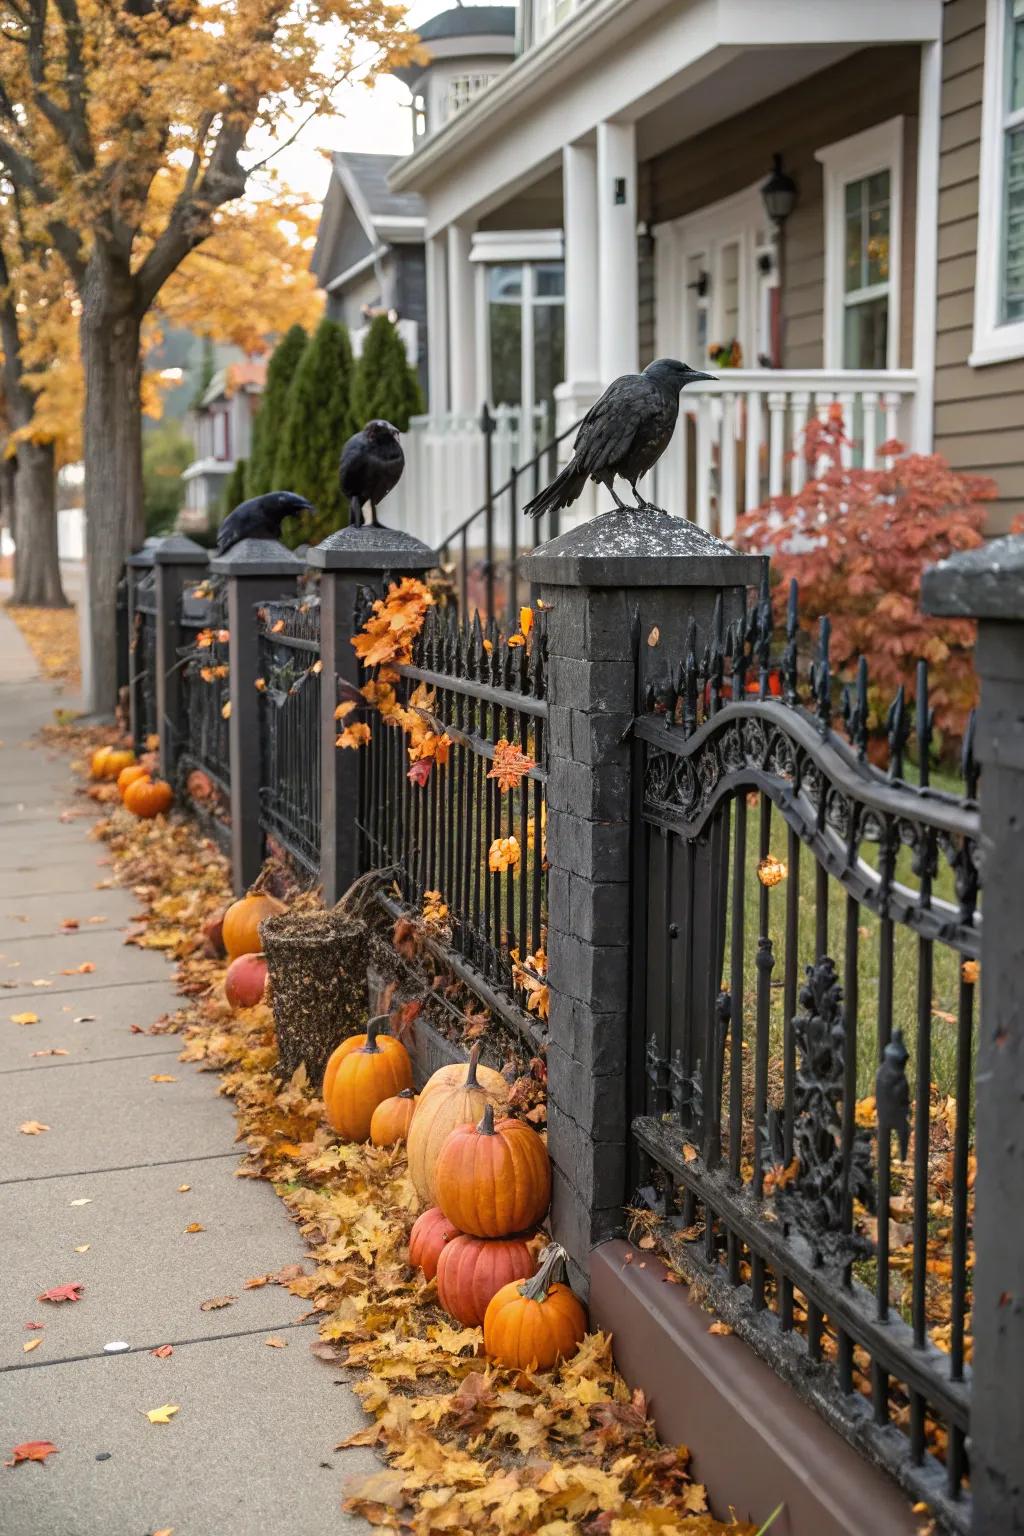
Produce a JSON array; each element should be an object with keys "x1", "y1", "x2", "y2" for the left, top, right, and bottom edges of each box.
[
  {"x1": 274, "y1": 317, "x2": 355, "y2": 542},
  {"x1": 350, "y1": 314, "x2": 424, "y2": 431},
  {"x1": 221, "y1": 458, "x2": 249, "y2": 518},
  {"x1": 246, "y1": 325, "x2": 308, "y2": 497}
]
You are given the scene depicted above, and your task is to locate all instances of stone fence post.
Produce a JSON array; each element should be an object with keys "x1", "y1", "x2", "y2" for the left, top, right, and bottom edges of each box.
[
  {"x1": 308, "y1": 525, "x2": 436, "y2": 906},
  {"x1": 922, "y1": 536, "x2": 1024, "y2": 1534},
  {"x1": 523, "y1": 508, "x2": 764, "y2": 1288},
  {"x1": 153, "y1": 534, "x2": 208, "y2": 783},
  {"x1": 210, "y1": 537, "x2": 302, "y2": 893},
  {"x1": 125, "y1": 542, "x2": 156, "y2": 749}
]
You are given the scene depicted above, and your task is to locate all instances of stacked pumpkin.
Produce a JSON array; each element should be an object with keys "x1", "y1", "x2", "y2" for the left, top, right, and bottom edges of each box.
[
  {"x1": 92, "y1": 744, "x2": 175, "y2": 818},
  {"x1": 220, "y1": 883, "x2": 285, "y2": 1009}
]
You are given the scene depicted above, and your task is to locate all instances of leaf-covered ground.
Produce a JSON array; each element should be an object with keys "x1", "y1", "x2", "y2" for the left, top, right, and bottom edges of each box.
[
  {"x1": 76, "y1": 748, "x2": 755, "y2": 1536},
  {"x1": 7, "y1": 603, "x2": 81, "y2": 689}
]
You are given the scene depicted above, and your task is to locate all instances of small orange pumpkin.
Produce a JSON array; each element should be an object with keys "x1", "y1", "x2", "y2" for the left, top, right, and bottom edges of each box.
[
  {"x1": 436, "y1": 1233, "x2": 538, "y2": 1327},
  {"x1": 323, "y1": 1016, "x2": 413, "y2": 1142},
  {"x1": 322, "y1": 1029, "x2": 382, "y2": 1105},
  {"x1": 102, "y1": 747, "x2": 136, "y2": 780},
  {"x1": 117, "y1": 763, "x2": 151, "y2": 798},
  {"x1": 483, "y1": 1243, "x2": 586, "y2": 1369},
  {"x1": 408, "y1": 1206, "x2": 460, "y2": 1281},
  {"x1": 123, "y1": 777, "x2": 174, "y2": 818},
  {"x1": 370, "y1": 1088, "x2": 418, "y2": 1147},
  {"x1": 222, "y1": 884, "x2": 286, "y2": 961},
  {"x1": 91, "y1": 746, "x2": 113, "y2": 779},
  {"x1": 434, "y1": 1103, "x2": 551, "y2": 1238}
]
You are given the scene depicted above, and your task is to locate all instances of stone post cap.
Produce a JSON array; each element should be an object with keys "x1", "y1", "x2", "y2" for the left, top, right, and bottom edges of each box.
[
  {"x1": 209, "y1": 537, "x2": 303, "y2": 578},
  {"x1": 922, "y1": 534, "x2": 1024, "y2": 621},
  {"x1": 523, "y1": 506, "x2": 766, "y2": 588},
  {"x1": 126, "y1": 543, "x2": 158, "y2": 569},
  {"x1": 153, "y1": 533, "x2": 209, "y2": 566},
  {"x1": 306, "y1": 523, "x2": 438, "y2": 572}
]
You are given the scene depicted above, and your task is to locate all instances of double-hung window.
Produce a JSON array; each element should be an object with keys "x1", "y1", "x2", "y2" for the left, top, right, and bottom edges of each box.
[{"x1": 973, "y1": 0, "x2": 1024, "y2": 363}]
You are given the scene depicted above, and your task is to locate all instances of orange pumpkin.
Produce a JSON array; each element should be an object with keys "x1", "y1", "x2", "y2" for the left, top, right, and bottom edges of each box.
[
  {"x1": 483, "y1": 1243, "x2": 586, "y2": 1369},
  {"x1": 434, "y1": 1103, "x2": 551, "y2": 1238},
  {"x1": 123, "y1": 777, "x2": 174, "y2": 818},
  {"x1": 370, "y1": 1089, "x2": 418, "y2": 1147},
  {"x1": 117, "y1": 764, "x2": 151, "y2": 798},
  {"x1": 91, "y1": 746, "x2": 113, "y2": 779},
  {"x1": 408, "y1": 1206, "x2": 460, "y2": 1281},
  {"x1": 436, "y1": 1233, "x2": 538, "y2": 1327},
  {"x1": 323, "y1": 1029, "x2": 382, "y2": 1105},
  {"x1": 222, "y1": 885, "x2": 286, "y2": 961},
  {"x1": 406, "y1": 1046, "x2": 510, "y2": 1206},
  {"x1": 102, "y1": 747, "x2": 136, "y2": 780},
  {"x1": 323, "y1": 1016, "x2": 413, "y2": 1142}
]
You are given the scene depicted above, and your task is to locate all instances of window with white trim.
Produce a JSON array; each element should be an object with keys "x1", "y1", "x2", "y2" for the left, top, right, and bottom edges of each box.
[
  {"x1": 816, "y1": 118, "x2": 903, "y2": 371},
  {"x1": 444, "y1": 73, "x2": 498, "y2": 120},
  {"x1": 973, "y1": 0, "x2": 1024, "y2": 363}
]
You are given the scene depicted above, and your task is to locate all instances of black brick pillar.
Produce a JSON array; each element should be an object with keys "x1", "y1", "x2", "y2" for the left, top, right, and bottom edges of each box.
[
  {"x1": 307, "y1": 525, "x2": 436, "y2": 905},
  {"x1": 524, "y1": 507, "x2": 764, "y2": 1289},
  {"x1": 922, "y1": 536, "x2": 1024, "y2": 1534},
  {"x1": 210, "y1": 537, "x2": 302, "y2": 894},
  {"x1": 153, "y1": 534, "x2": 208, "y2": 783}
]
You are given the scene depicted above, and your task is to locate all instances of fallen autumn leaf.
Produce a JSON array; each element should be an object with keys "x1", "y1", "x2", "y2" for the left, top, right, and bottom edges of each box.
[
  {"x1": 199, "y1": 1296, "x2": 236, "y2": 1311},
  {"x1": 264, "y1": 1337, "x2": 287, "y2": 1348},
  {"x1": 151, "y1": 1345, "x2": 173, "y2": 1359},
  {"x1": 22, "y1": 1339, "x2": 41, "y2": 1353},
  {"x1": 18, "y1": 1121, "x2": 50, "y2": 1135},
  {"x1": 5, "y1": 1441, "x2": 58, "y2": 1466},
  {"x1": 37, "y1": 1284, "x2": 83, "y2": 1304},
  {"x1": 150, "y1": 1074, "x2": 177, "y2": 1083},
  {"x1": 10, "y1": 1013, "x2": 38, "y2": 1026},
  {"x1": 144, "y1": 1404, "x2": 180, "y2": 1425}
]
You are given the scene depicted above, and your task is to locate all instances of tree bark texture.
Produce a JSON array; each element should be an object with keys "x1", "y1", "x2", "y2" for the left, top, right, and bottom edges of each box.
[
  {"x1": 80, "y1": 261, "x2": 143, "y2": 716},
  {"x1": 11, "y1": 438, "x2": 66, "y2": 607}
]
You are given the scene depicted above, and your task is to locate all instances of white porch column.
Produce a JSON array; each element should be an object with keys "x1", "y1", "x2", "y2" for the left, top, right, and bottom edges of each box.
[
  {"x1": 596, "y1": 120, "x2": 639, "y2": 381},
  {"x1": 447, "y1": 222, "x2": 477, "y2": 416},
  {"x1": 425, "y1": 231, "x2": 449, "y2": 416},
  {"x1": 562, "y1": 142, "x2": 600, "y2": 392}
]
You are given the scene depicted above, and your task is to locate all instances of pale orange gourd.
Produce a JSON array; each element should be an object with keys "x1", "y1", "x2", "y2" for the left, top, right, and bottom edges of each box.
[
  {"x1": 369, "y1": 1088, "x2": 418, "y2": 1146},
  {"x1": 221, "y1": 885, "x2": 286, "y2": 961},
  {"x1": 323, "y1": 1017, "x2": 413, "y2": 1142},
  {"x1": 406, "y1": 1046, "x2": 509, "y2": 1206},
  {"x1": 123, "y1": 777, "x2": 174, "y2": 818},
  {"x1": 483, "y1": 1243, "x2": 586, "y2": 1369},
  {"x1": 434, "y1": 1103, "x2": 551, "y2": 1238},
  {"x1": 436, "y1": 1232, "x2": 538, "y2": 1327}
]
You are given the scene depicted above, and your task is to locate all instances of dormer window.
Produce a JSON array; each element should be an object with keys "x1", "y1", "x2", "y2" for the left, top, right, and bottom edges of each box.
[{"x1": 444, "y1": 72, "x2": 498, "y2": 119}]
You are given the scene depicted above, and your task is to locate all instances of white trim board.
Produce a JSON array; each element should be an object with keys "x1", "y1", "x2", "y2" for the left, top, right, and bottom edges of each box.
[
  {"x1": 816, "y1": 116, "x2": 904, "y2": 371},
  {"x1": 972, "y1": 0, "x2": 1024, "y2": 367},
  {"x1": 470, "y1": 229, "x2": 564, "y2": 263}
]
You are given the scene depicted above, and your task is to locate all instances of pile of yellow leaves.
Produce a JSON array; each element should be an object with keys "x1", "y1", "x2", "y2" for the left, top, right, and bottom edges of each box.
[
  {"x1": 80, "y1": 753, "x2": 753, "y2": 1536},
  {"x1": 8, "y1": 603, "x2": 81, "y2": 688}
]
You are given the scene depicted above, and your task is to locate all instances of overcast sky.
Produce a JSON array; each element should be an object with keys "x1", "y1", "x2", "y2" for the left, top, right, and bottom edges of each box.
[{"x1": 251, "y1": 0, "x2": 497, "y2": 201}]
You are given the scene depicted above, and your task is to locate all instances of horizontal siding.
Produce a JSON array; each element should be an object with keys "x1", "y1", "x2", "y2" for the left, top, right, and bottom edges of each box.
[
  {"x1": 644, "y1": 46, "x2": 920, "y2": 370},
  {"x1": 934, "y1": 0, "x2": 1024, "y2": 525}
]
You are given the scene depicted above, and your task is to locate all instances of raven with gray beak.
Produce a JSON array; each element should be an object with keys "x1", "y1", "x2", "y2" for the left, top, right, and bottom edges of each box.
[
  {"x1": 215, "y1": 491, "x2": 313, "y2": 555},
  {"x1": 523, "y1": 359, "x2": 715, "y2": 519}
]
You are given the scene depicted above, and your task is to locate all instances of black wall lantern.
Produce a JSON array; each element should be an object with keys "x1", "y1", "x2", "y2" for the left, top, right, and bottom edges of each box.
[{"x1": 761, "y1": 153, "x2": 798, "y2": 228}]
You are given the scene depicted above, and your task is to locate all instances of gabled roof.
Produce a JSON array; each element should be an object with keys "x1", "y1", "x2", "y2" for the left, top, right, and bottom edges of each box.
[
  {"x1": 311, "y1": 152, "x2": 425, "y2": 289},
  {"x1": 334, "y1": 152, "x2": 424, "y2": 224},
  {"x1": 200, "y1": 360, "x2": 266, "y2": 409}
]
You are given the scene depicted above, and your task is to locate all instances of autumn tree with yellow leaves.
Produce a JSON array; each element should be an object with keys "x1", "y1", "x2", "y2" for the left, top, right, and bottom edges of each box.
[{"x1": 0, "y1": 0, "x2": 415, "y2": 713}]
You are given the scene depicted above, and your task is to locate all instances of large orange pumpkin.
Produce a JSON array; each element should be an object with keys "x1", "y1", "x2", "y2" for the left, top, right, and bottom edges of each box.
[
  {"x1": 436, "y1": 1233, "x2": 538, "y2": 1327},
  {"x1": 370, "y1": 1089, "x2": 418, "y2": 1147},
  {"x1": 434, "y1": 1103, "x2": 551, "y2": 1238},
  {"x1": 323, "y1": 1017, "x2": 413, "y2": 1142},
  {"x1": 123, "y1": 777, "x2": 174, "y2": 818},
  {"x1": 483, "y1": 1243, "x2": 586, "y2": 1369},
  {"x1": 222, "y1": 885, "x2": 286, "y2": 961},
  {"x1": 117, "y1": 763, "x2": 151, "y2": 798},
  {"x1": 406, "y1": 1046, "x2": 510, "y2": 1206},
  {"x1": 408, "y1": 1206, "x2": 460, "y2": 1281}
]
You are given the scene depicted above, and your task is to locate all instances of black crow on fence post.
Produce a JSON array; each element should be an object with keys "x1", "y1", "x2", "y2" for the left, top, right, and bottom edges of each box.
[
  {"x1": 215, "y1": 491, "x2": 314, "y2": 556},
  {"x1": 523, "y1": 358, "x2": 715, "y2": 520},
  {"x1": 339, "y1": 419, "x2": 405, "y2": 528}
]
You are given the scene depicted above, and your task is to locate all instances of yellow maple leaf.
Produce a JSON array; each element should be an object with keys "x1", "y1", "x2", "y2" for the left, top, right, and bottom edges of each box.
[
  {"x1": 19, "y1": 1120, "x2": 50, "y2": 1135},
  {"x1": 11, "y1": 1013, "x2": 39, "y2": 1025},
  {"x1": 488, "y1": 836, "x2": 521, "y2": 874},
  {"x1": 144, "y1": 1404, "x2": 180, "y2": 1424}
]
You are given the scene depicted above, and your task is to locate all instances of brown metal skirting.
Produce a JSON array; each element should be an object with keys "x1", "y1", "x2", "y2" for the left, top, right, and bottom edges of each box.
[{"x1": 588, "y1": 1239, "x2": 921, "y2": 1536}]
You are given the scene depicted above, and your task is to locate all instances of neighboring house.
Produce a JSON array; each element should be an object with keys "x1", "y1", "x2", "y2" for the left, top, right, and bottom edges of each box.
[
  {"x1": 179, "y1": 360, "x2": 266, "y2": 533},
  {"x1": 311, "y1": 152, "x2": 428, "y2": 396},
  {"x1": 378, "y1": 0, "x2": 1024, "y2": 550}
]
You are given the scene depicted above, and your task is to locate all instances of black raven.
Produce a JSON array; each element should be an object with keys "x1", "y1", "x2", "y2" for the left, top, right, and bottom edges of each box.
[
  {"x1": 215, "y1": 491, "x2": 313, "y2": 556},
  {"x1": 339, "y1": 420, "x2": 404, "y2": 528},
  {"x1": 523, "y1": 359, "x2": 715, "y2": 519}
]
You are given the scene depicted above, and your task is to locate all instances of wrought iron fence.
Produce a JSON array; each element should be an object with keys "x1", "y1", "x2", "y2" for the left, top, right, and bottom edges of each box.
[
  {"x1": 131, "y1": 567, "x2": 159, "y2": 749},
  {"x1": 357, "y1": 599, "x2": 548, "y2": 1040},
  {"x1": 630, "y1": 575, "x2": 979, "y2": 1532},
  {"x1": 178, "y1": 579, "x2": 232, "y2": 834},
  {"x1": 256, "y1": 597, "x2": 322, "y2": 880}
]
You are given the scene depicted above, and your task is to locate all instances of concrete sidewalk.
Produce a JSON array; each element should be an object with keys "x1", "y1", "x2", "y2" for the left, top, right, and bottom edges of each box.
[{"x1": 0, "y1": 604, "x2": 375, "y2": 1536}]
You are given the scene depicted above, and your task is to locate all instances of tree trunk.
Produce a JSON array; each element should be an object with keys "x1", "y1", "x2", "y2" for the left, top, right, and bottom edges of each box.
[
  {"x1": 9, "y1": 438, "x2": 67, "y2": 607},
  {"x1": 80, "y1": 264, "x2": 144, "y2": 717}
]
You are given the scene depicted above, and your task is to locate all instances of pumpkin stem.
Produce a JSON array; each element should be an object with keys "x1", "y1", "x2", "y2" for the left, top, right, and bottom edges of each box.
[
  {"x1": 398, "y1": 1088, "x2": 415, "y2": 1101},
  {"x1": 363, "y1": 1014, "x2": 389, "y2": 1052},
  {"x1": 464, "y1": 1043, "x2": 481, "y2": 1087},
  {"x1": 518, "y1": 1242, "x2": 568, "y2": 1302},
  {"x1": 476, "y1": 1101, "x2": 496, "y2": 1136}
]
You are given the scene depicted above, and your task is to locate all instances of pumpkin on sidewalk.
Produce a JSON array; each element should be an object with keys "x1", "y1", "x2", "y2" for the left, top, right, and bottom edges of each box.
[
  {"x1": 408, "y1": 1206, "x2": 460, "y2": 1281},
  {"x1": 117, "y1": 763, "x2": 150, "y2": 798},
  {"x1": 436, "y1": 1232, "x2": 539, "y2": 1328},
  {"x1": 434, "y1": 1102, "x2": 551, "y2": 1238},
  {"x1": 483, "y1": 1243, "x2": 586, "y2": 1369},
  {"x1": 222, "y1": 878, "x2": 286, "y2": 961},
  {"x1": 323, "y1": 1016, "x2": 412, "y2": 1142},
  {"x1": 123, "y1": 777, "x2": 174, "y2": 818},
  {"x1": 406, "y1": 1045, "x2": 509, "y2": 1206}
]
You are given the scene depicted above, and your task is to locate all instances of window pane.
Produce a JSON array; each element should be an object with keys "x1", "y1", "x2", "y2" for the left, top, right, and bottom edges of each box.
[
  {"x1": 1003, "y1": 124, "x2": 1024, "y2": 319},
  {"x1": 843, "y1": 295, "x2": 889, "y2": 369},
  {"x1": 845, "y1": 205, "x2": 864, "y2": 293},
  {"x1": 1009, "y1": 4, "x2": 1024, "y2": 114},
  {"x1": 867, "y1": 200, "x2": 891, "y2": 286},
  {"x1": 489, "y1": 302, "x2": 522, "y2": 407},
  {"x1": 844, "y1": 171, "x2": 890, "y2": 293},
  {"x1": 535, "y1": 263, "x2": 565, "y2": 299},
  {"x1": 487, "y1": 265, "x2": 522, "y2": 302},
  {"x1": 532, "y1": 300, "x2": 565, "y2": 409}
]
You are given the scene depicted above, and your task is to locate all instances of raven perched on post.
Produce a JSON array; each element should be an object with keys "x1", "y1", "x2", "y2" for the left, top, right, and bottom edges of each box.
[
  {"x1": 339, "y1": 420, "x2": 405, "y2": 528},
  {"x1": 215, "y1": 491, "x2": 313, "y2": 556},
  {"x1": 523, "y1": 359, "x2": 715, "y2": 519}
]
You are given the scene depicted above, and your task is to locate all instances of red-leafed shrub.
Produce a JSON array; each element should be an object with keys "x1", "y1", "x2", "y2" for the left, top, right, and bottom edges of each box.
[{"x1": 734, "y1": 408, "x2": 994, "y2": 750}]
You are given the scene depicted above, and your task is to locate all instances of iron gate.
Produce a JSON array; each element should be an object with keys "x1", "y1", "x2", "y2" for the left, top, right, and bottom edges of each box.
[{"x1": 629, "y1": 578, "x2": 979, "y2": 1532}]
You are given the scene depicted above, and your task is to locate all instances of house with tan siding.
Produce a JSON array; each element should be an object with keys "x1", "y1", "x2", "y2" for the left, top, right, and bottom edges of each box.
[{"x1": 343, "y1": 0, "x2": 1024, "y2": 548}]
